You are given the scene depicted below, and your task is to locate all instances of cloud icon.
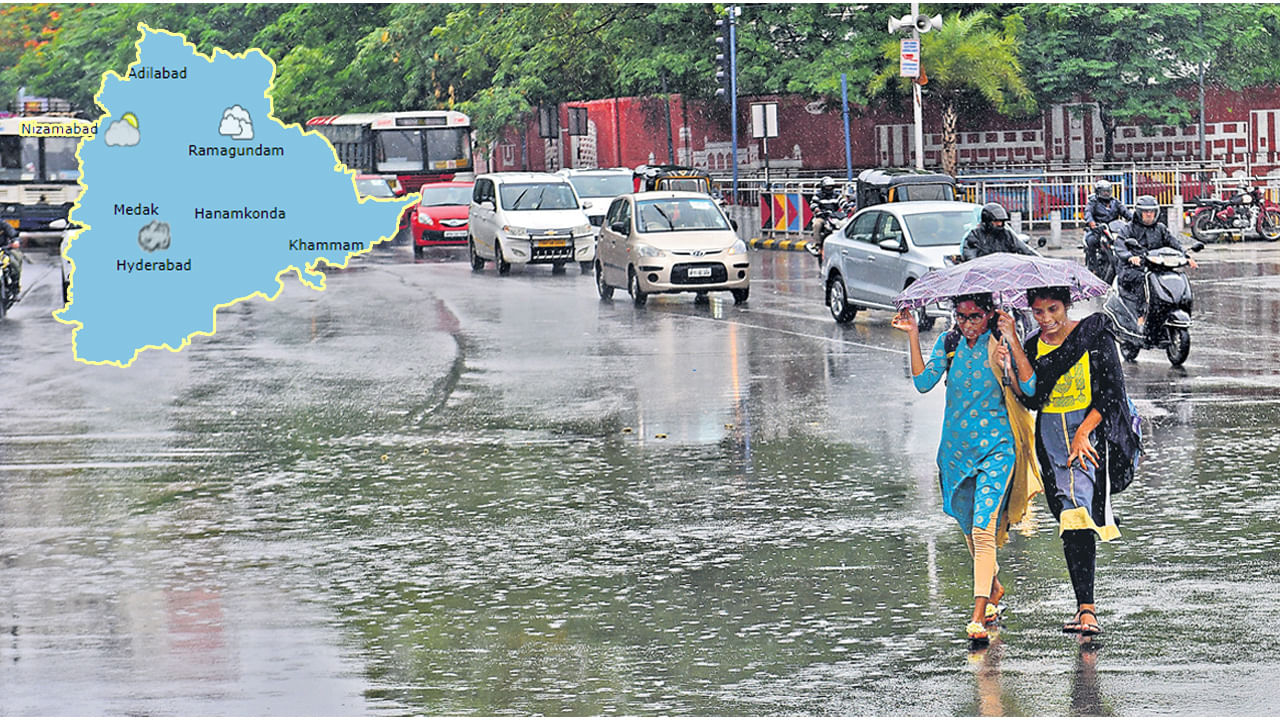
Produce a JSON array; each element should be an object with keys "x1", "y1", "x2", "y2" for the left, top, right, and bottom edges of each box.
[
  {"x1": 138, "y1": 220, "x2": 171, "y2": 252},
  {"x1": 218, "y1": 105, "x2": 254, "y2": 140},
  {"x1": 104, "y1": 114, "x2": 141, "y2": 147}
]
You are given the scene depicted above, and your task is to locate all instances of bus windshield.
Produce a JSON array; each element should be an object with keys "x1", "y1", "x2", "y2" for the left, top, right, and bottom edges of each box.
[
  {"x1": 0, "y1": 136, "x2": 80, "y2": 181},
  {"x1": 375, "y1": 127, "x2": 471, "y2": 173}
]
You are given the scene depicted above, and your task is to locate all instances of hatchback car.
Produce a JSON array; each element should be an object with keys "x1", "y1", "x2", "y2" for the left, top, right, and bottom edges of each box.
[
  {"x1": 821, "y1": 201, "x2": 987, "y2": 328},
  {"x1": 409, "y1": 181, "x2": 473, "y2": 257},
  {"x1": 595, "y1": 191, "x2": 749, "y2": 306},
  {"x1": 468, "y1": 172, "x2": 596, "y2": 274}
]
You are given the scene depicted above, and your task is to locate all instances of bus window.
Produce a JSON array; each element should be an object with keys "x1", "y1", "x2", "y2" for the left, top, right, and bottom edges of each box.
[
  {"x1": 425, "y1": 127, "x2": 471, "y2": 170},
  {"x1": 376, "y1": 129, "x2": 424, "y2": 172},
  {"x1": 44, "y1": 138, "x2": 81, "y2": 181},
  {"x1": 0, "y1": 136, "x2": 21, "y2": 180}
]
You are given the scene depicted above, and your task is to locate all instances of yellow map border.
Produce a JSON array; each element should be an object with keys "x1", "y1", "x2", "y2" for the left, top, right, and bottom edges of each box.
[{"x1": 53, "y1": 22, "x2": 418, "y2": 369}]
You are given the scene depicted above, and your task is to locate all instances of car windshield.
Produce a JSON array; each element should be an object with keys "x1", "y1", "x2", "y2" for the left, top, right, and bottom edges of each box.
[
  {"x1": 354, "y1": 178, "x2": 395, "y2": 198},
  {"x1": 896, "y1": 183, "x2": 955, "y2": 202},
  {"x1": 902, "y1": 210, "x2": 979, "y2": 247},
  {"x1": 420, "y1": 185, "x2": 472, "y2": 206},
  {"x1": 567, "y1": 174, "x2": 633, "y2": 199},
  {"x1": 636, "y1": 198, "x2": 730, "y2": 233},
  {"x1": 499, "y1": 183, "x2": 579, "y2": 211}
]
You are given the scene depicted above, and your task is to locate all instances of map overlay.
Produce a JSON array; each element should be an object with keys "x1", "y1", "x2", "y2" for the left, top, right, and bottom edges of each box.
[{"x1": 56, "y1": 25, "x2": 414, "y2": 367}]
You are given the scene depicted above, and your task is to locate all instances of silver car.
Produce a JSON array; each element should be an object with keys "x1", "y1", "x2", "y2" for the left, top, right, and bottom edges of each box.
[{"x1": 821, "y1": 201, "x2": 986, "y2": 328}]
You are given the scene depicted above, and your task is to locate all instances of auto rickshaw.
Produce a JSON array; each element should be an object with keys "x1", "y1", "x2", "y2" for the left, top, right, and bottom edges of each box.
[{"x1": 853, "y1": 167, "x2": 957, "y2": 211}]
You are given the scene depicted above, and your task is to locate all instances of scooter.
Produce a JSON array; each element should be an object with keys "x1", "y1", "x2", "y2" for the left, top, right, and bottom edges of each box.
[
  {"x1": 1102, "y1": 240, "x2": 1204, "y2": 367},
  {"x1": 1, "y1": 234, "x2": 20, "y2": 319},
  {"x1": 804, "y1": 194, "x2": 852, "y2": 257}
]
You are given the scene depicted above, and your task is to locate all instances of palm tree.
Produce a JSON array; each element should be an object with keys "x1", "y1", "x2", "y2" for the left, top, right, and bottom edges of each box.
[{"x1": 869, "y1": 10, "x2": 1034, "y2": 177}]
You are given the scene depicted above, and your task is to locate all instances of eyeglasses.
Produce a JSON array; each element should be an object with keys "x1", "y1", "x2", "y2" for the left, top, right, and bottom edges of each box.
[{"x1": 956, "y1": 311, "x2": 988, "y2": 323}]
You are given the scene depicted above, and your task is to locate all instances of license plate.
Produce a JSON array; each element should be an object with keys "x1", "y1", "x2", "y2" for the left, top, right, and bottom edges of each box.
[
  {"x1": 688, "y1": 267, "x2": 713, "y2": 278},
  {"x1": 535, "y1": 238, "x2": 568, "y2": 247},
  {"x1": 443, "y1": 230, "x2": 467, "y2": 238}
]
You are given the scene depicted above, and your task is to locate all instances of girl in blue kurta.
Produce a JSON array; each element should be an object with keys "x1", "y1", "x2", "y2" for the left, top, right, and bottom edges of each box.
[{"x1": 894, "y1": 293, "x2": 1039, "y2": 644}]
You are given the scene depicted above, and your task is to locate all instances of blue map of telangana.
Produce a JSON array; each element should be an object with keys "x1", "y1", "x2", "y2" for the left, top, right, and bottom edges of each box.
[{"x1": 56, "y1": 25, "x2": 413, "y2": 367}]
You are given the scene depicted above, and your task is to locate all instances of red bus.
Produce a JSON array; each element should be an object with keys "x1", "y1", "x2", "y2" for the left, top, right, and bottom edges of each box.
[{"x1": 306, "y1": 110, "x2": 472, "y2": 193}]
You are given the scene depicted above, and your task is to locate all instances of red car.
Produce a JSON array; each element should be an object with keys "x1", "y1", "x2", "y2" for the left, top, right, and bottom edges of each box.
[{"x1": 410, "y1": 181, "x2": 474, "y2": 257}]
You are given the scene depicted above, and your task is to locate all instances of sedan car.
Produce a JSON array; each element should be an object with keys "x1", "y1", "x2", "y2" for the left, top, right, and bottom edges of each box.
[
  {"x1": 821, "y1": 200, "x2": 988, "y2": 328},
  {"x1": 409, "y1": 181, "x2": 474, "y2": 257},
  {"x1": 595, "y1": 191, "x2": 750, "y2": 306}
]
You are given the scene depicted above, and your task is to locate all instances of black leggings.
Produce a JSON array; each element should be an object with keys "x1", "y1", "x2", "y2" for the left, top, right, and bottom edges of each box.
[{"x1": 1062, "y1": 530, "x2": 1096, "y2": 605}]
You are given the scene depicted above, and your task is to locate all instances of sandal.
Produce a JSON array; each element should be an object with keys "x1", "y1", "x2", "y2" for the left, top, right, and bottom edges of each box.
[
  {"x1": 966, "y1": 621, "x2": 990, "y2": 644},
  {"x1": 983, "y1": 602, "x2": 1005, "y2": 627},
  {"x1": 1062, "y1": 609, "x2": 1104, "y2": 636}
]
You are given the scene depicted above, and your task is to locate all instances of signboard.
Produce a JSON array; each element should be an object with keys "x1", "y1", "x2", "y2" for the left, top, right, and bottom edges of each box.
[
  {"x1": 751, "y1": 102, "x2": 778, "y2": 139},
  {"x1": 566, "y1": 107, "x2": 588, "y2": 136},
  {"x1": 899, "y1": 39, "x2": 919, "y2": 78},
  {"x1": 537, "y1": 106, "x2": 559, "y2": 139}
]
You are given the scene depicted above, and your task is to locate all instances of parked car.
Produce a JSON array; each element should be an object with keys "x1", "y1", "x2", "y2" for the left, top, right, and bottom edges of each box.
[
  {"x1": 467, "y1": 173, "x2": 596, "y2": 275},
  {"x1": 556, "y1": 167, "x2": 634, "y2": 235},
  {"x1": 409, "y1": 181, "x2": 473, "y2": 257},
  {"x1": 822, "y1": 201, "x2": 985, "y2": 328},
  {"x1": 595, "y1": 191, "x2": 750, "y2": 306}
]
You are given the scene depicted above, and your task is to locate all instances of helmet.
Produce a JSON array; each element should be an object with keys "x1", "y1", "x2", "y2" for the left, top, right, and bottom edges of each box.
[
  {"x1": 820, "y1": 176, "x2": 836, "y2": 190},
  {"x1": 980, "y1": 202, "x2": 1009, "y2": 227},
  {"x1": 1134, "y1": 195, "x2": 1159, "y2": 224},
  {"x1": 1094, "y1": 179, "x2": 1112, "y2": 201}
]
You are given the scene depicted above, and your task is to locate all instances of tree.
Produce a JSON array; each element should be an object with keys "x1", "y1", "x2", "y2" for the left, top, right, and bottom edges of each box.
[{"x1": 869, "y1": 10, "x2": 1034, "y2": 176}]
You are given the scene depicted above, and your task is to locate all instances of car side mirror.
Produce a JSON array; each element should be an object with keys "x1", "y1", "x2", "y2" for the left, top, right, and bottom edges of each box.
[
  {"x1": 730, "y1": 219, "x2": 739, "y2": 232},
  {"x1": 480, "y1": 200, "x2": 495, "y2": 211},
  {"x1": 49, "y1": 218, "x2": 69, "y2": 230},
  {"x1": 1037, "y1": 236, "x2": 1048, "y2": 248},
  {"x1": 582, "y1": 200, "x2": 593, "y2": 210},
  {"x1": 878, "y1": 238, "x2": 905, "y2": 253},
  {"x1": 610, "y1": 221, "x2": 627, "y2": 234}
]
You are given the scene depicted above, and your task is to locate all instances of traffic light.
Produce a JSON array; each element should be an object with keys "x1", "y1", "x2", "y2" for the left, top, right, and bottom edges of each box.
[{"x1": 714, "y1": 17, "x2": 732, "y2": 101}]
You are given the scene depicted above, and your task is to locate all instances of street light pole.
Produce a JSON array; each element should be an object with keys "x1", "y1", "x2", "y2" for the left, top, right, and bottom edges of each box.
[
  {"x1": 729, "y1": 5, "x2": 740, "y2": 201},
  {"x1": 911, "y1": 0, "x2": 924, "y2": 170}
]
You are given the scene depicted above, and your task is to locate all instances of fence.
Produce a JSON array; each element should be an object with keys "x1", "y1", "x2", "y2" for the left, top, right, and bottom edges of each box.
[{"x1": 714, "y1": 162, "x2": 1280, "y2": 237}]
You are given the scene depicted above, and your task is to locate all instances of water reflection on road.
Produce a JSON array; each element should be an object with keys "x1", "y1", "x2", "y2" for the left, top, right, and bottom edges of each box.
[{"x1": 1, "y1": 243, "x2": 1278, "y2": 714}]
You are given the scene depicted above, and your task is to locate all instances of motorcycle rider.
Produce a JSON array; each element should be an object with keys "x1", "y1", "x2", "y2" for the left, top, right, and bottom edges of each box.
[
  {"x1": 1114, "y1": 195, "x2": 1197, "y2": 322},
  {"x1": 805, "y1": 176, "x2": 843, "y2": 256},
  {"x1": 1083, "y1": 179, "x2": 1131, "y2": 277},
  {"x1": 961, "y1": 202, "x2": 1037, "y2": 261},
  {"x1": 1, "y1": 219, "x2": 20, "y2": 305}
]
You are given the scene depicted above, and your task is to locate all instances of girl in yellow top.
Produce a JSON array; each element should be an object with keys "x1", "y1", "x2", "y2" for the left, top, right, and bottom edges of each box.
[{"x1": 996, "y1": 286, "x2": 1140, "y2": 638}]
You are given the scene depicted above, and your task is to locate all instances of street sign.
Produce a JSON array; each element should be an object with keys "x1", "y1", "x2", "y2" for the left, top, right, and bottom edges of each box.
[
  {"x1": 751, "y1": 102, "x2": 778, "y2": 139},
  {"x1": 900, "y1": 38, "x2": 919, "y2": 78}
]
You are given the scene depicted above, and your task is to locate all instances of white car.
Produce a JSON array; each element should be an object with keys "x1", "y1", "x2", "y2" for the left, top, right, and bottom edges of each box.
[
  {"x1": 467, "y1": 172, "x2": 596, "y2": 275},
  {"x1": 556, "y1": 167, "x2": 635, "y2": 235}
]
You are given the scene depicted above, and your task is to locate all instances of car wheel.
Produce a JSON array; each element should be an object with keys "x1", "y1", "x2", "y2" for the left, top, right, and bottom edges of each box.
[
  {"x1": 552, "y1": 262, "x2": 566, "y2": 274},
  {"x1": 731, "y1": 287, "x2": 749, "y2": 305},
  {"x1": 580, "y1": 261, "x2": 593, "y2": 274},
  {"x1": 496, "y1": 240, "x2": 510, "y2": 275},
  {"x1": 827, "y1": 276, "x2": 858, "y2": 324},
  {"x1": 413, "y1": 243, "x2": 424, "y2": 259},
  {"x1": 468, "y1": 237, "x2": 485, "y2": 271},
  {"x1": 628, "y1": 267, "x2": 647, "y2": 306},
  {"x1": 595, "y1": 260, "x2": 614, "y2": 300}
]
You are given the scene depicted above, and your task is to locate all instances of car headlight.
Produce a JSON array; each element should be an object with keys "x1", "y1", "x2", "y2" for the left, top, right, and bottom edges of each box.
[
  {"x1": 634, "y1": 243, "x2": 665, "y2": 258},
  {"x1": 726, "y1": 239, "x2": 748, "y2": 255},
  {"x1": 502, "y1": 225, "x2": 529, "y2": 239},
  {"x1": 573, "y1": 223, "x2": 592, "y2": 236},
  {"x1": 417, "y1": 209, "x2": 434, "y2": 224}
]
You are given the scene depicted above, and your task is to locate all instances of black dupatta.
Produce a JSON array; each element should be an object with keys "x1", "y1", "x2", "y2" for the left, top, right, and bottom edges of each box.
[{"x1": 1020, "y1": 313, "x2": 1141, "y2": 492}]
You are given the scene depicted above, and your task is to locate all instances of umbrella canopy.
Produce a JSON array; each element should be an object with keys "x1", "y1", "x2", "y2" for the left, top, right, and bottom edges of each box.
[{"x1": 893, "y1": 252, "x2": 1109, "y2": 310}]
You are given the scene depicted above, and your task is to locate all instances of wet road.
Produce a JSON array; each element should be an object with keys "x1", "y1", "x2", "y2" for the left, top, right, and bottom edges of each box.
[{"x1": 2, "y1": 238, "x2": 1279, "y2": 714}]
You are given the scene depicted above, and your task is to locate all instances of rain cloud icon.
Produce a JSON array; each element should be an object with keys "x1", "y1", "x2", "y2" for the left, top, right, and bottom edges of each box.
[{"x1": 218, "y1": 105, "x2": 254, "y2": 140}]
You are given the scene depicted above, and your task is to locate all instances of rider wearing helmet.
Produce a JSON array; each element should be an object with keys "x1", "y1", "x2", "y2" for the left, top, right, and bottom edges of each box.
[
  {"x1": 806, "y1": 176, "x2": 844, "y2": 256},
  {"x1": 961, "y1": 202, "x2": 1037, "y2": 261},
  {"x1": 1083, "y1": 180, "x2": 1132, "y2": 276},
  {"x1": 1, "y1": 218, "x2": 21, "y2": 308},
  {"x1": 1114, "y1": 195, "x2": 1196, "y2": 317}
]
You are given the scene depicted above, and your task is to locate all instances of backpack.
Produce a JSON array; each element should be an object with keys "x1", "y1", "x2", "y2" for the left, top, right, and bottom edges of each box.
[{"x1": 1110, "y1": 397, "x2": 1143, "y2": 494}]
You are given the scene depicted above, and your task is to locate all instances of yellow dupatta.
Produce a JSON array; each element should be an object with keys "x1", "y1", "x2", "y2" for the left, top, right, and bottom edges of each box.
[{"x1": 986, "y1": 335, "x2": 1043, "y2": 547}]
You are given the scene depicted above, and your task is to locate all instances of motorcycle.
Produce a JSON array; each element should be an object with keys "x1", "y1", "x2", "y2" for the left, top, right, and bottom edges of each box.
[
  {"x1": 1082, "y1": 219, "x2": 1125, "y2": 285},
  {"x1": 1189, "y1": 186, "x2": 1280, "y2": 243},
  {"x1": 804, "y1": 194, "x2": 853, "y2": 257},
  {"x1": 1, "y1": 234, "x2": 20, "y2": 319},
  {"x1": 1102, "y1": 240, "x2": 1204, "y2": 367}
]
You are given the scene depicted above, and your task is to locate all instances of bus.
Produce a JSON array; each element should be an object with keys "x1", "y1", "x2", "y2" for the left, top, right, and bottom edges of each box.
[
  {"x1": 305, "y1": 110, "x2": 472, "y2": 193},
  {"x1": 0, "y1": 114, "x2": 94, "y2": 235}
]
